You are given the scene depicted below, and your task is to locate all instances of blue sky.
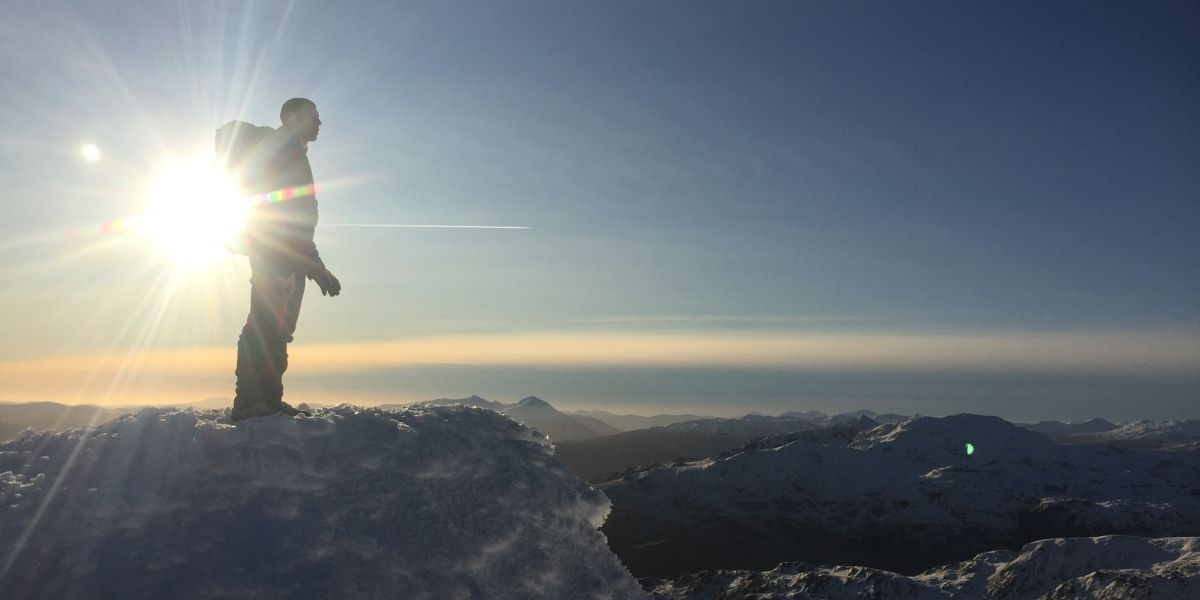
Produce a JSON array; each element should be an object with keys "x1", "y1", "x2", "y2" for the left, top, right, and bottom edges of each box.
[{"x1": 0, "y1": 2, "x2": 1196, "y2": 419}]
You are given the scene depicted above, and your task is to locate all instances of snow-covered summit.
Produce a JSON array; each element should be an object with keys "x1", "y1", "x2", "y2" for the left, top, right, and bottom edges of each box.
[
  {"x1": 399, "y1": 394, "x2": 509, "y2": 412},
  {"x1": 502, "y1": 396, "x2": 622, "y2": 441},
  {"x1": 852, "y1": 413, "x2": 1064, "y2": 462},
  {"x1": 514, "y1": 396, "x2": 553, "y2": 409},
  {"x1": 0, "y1": 406, "x2": 645, "y2": 600}
]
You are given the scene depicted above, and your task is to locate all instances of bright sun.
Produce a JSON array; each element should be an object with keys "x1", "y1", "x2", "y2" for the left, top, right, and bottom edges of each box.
[{"x1": 132, "y1": 157, "x2": 249, "y2": 266}]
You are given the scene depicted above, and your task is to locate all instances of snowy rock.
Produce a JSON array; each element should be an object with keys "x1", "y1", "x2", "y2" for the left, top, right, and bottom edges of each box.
[
  {"x1": 646, "y1": 535, "x2": 1199, "y2": 599},
  {"x1": 0, "y1": 406, "x2": 646, "y2": 599},
  {"x1": 647, "y1": 561, "x2": 947, "y2": 600},
  {"x1": 986, "y1": 536, "x2": 1200, "y2": 599},
  {"x1": 398, "y1": 394, "x2": 510, "y2": 412}
]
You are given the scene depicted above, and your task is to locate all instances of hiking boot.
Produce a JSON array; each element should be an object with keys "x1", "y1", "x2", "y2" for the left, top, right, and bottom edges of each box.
[
  {"x1": 232, "y1": 399, "x2": 278, "y2": 421},
  {"x1": 231, "y1": 395, "x2": 269, "y2": 422},
  {"x1": 230, "y1": 403, "x2": 251, "y2": 422},
  {"x1": 278, "y1": 401, "x2": 311, "y2": 417}
]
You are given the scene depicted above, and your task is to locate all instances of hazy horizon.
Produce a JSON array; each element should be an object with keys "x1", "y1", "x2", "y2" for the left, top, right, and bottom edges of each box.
[{"x1": 2, "y1": 371, "x2": 1195, "y2": 423}]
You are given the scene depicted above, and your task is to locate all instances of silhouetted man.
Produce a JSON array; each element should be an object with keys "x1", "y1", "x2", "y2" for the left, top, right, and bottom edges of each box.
[{"x1": 231, "y1": 98, "x2": 340, "y2": 421}]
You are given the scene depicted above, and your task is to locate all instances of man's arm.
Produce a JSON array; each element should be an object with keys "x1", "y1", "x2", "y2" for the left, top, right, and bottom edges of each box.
[
  {"x1": 309, "y1": 266, "x2": 341, "y2": 297},
  {"x1": 292, "y1": 221, "x2": 340, "y2": 297},
  {"x1": 274, "y1": 139, "x2": 340, "y2": 296}
]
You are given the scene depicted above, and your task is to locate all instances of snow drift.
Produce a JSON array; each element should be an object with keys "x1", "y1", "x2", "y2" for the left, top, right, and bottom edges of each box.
[{"x1": 0, "y1": 406, "x2": 646, "y2": 599}]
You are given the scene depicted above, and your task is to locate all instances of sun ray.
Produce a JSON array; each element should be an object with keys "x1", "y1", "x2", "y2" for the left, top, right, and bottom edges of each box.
[
  {"x1": 0, "y1": 265, "x2": 184, "y2": 579},
  {"x1": 1, "y1": 234, "x2": 134, "y2": 278}
]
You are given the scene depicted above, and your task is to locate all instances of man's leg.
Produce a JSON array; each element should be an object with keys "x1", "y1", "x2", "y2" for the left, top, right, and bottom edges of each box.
[
  {"x1": 231, "y1": 325, "x2": 268, "y2": 421},
  {"x1": 232, "y1": 258, "x2": 294, "y2": 420},
  {"x1": 274, "y1": 272, "x2": 307, "y2": 415}
]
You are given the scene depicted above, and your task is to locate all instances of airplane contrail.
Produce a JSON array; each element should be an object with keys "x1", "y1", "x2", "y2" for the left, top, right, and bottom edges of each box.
[{"x1": 321, "y1": 224, "x2": 530, "y2": 229}]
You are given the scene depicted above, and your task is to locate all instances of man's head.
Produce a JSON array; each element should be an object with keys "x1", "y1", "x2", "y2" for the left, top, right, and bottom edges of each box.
[{"x1": 280, "y1": 98, "x2": 320, "y2": 143}]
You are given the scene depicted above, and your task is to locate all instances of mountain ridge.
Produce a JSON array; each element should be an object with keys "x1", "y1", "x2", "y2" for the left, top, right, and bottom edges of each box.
[{"x1": 601, "y1": 413, "x2": 1200, "y2": 577}]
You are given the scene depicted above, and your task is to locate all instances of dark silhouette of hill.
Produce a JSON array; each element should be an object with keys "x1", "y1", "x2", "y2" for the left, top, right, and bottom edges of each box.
[
  {"x1": 0, "y1": 402, "x2": 121, "y2": 442},
  {"x1": 1020, "y1": 417, "x2": 1119, "y2": 438},
  {"x1": 505, "y1": 396, "x2": 623, "y2": 441},
  {"x1": 572, "y1": 412, "x2": 630, "y2": 434},
  {"x1": 569, "y1": 410, "x2": 714, "y2": 432},
  {"x1": 0, "y1": 422, "x2": 25, "y2": 443},
  {"x1": 1019, "y1": 418, "x2": 1200, "y2": 451},
  {"x1": 554, "y1": 414, "x2": 829, "y2": 482}
]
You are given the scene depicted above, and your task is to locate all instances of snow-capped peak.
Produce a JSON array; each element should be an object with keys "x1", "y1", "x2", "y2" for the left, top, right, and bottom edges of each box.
[{"x1": 852, "y1": 413, "x2": 1062, "y2": 462}]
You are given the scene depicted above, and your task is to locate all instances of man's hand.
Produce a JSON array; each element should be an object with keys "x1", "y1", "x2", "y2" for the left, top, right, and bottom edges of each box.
[{"x1": 308, "y1": 267, "x2": 341, "y2": 297}]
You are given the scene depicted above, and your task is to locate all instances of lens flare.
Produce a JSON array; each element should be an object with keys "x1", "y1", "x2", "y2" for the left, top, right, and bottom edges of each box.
[
  {"x1": 80, "y1": 144, "x2": 101, "y2": 162},
  {"x1": 965, "y1": 442, "x2": 975, "y2": 455},
  {"x1": 131, "y1": 158, "x2": 248, "y2": 266}
]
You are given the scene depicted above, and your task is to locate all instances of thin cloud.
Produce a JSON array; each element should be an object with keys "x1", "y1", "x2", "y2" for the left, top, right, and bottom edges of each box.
[{"x1": 571, "y1": 315, "x2": 872, "y2": 325}]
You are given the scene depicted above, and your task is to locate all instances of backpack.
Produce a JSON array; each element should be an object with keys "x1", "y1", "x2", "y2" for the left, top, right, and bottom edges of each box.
[
  {"x1": 215, "y1": 121, "x2": 276, "y2": 191},
  {"x1": 215, "y1": 121, "x2": 275, "y2": 255}
]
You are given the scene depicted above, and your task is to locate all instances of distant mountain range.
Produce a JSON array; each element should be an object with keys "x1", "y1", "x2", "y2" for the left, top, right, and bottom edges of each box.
[
  {"x1": 1020, "y1": 417, "x2": 1119, "y2": 438},
  {"x1": 555, "y1": 410, "x2": 913, "y2": 482},
  {"x1": 385, "y1": 398, "x2": 907, "y2": 453},
  {"x1": 600, "y1": 414, "x2": 1200, "y2": 578},
  {"x1": 556, "y1": 415, "x2": 828, "y2": 481},
  {"x1": 781, "y1": 408, "x2": 910, "y2": 425},
  {"x1": 569, "y1": 410, "x2": 713, "y2": 431},
  {"x1": 1021, "y1": 418, "x2": 1200, "y2": 451}
]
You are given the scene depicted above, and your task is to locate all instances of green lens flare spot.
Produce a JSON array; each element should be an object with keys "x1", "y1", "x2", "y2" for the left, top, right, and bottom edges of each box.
[{"x1": 965, "y1": 442, "x2": 975, "y2": 456}]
